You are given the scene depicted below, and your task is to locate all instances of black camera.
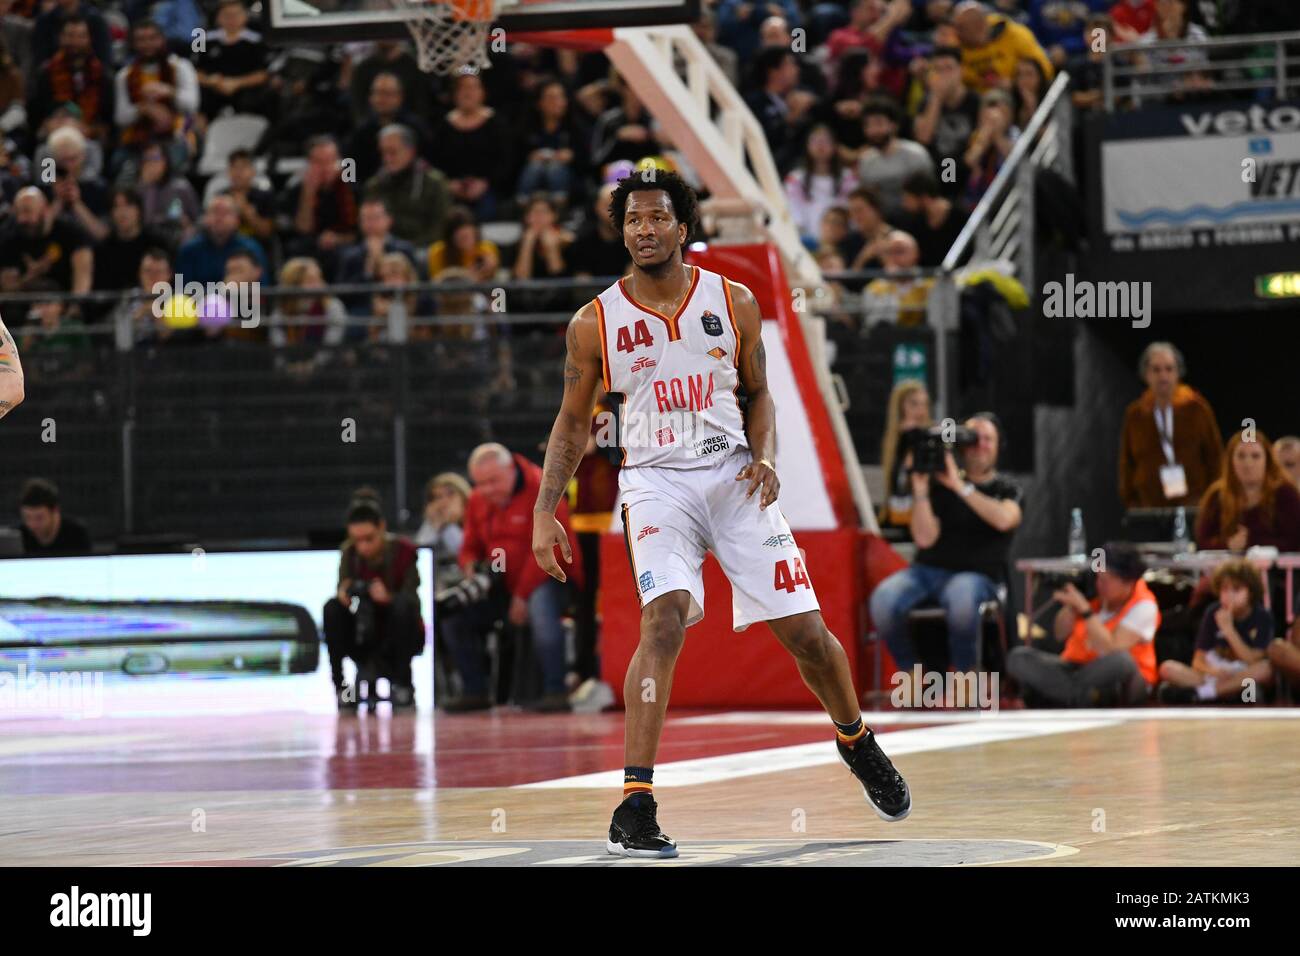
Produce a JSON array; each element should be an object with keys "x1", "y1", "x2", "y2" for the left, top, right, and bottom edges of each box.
[
  {"x1": 1040, "y1": 569, "x2": 1095, "y2": 599},
  {"x1": 909, "y1": 424, "x2": 979, "y2": 474},
  {"x1": 434, "y1": 567, "x2": 495, "y2": 613},
  {"x1": 345, "y1": 579, "x2": 377, "y2": 646}
]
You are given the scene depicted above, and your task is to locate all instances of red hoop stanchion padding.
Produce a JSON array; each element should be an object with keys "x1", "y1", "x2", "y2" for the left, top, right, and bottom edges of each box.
[{"x1": 508, "y1": 28, "x2": 615, "y2": 50}]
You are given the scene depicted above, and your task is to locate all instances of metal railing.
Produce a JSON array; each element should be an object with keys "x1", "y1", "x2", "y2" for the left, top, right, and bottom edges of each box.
[
  {"x1": 4, "y1": 265, "x2": 952, "y2": 542},
  {"x1": 0, "y1": 275, "x2": 610, "y2": 346},
  {"x1": 1103, "y1": 30, "x2": 1300, "y2": 110},
  {"x1": 925, "y1": 70, "x2": 1074, "y2": 420}
]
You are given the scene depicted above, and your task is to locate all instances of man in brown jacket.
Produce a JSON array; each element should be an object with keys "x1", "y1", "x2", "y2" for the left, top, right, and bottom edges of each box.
[{"x1": 1118, "y1": 342, "x2": 1223, "y2": 509}]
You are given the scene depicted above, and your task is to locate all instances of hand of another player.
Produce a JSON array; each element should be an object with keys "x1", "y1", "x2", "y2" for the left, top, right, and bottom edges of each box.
[
  {"x1": 532, "y1": 511, "x2": 573, "y2": 582},
  {"x1": 736, "y1": 458, "x2": 779, "y2": 510}
]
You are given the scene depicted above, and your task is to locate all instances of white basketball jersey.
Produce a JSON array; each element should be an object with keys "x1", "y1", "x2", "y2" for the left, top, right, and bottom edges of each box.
[{"x1": 595, "y1": 265, "x2": 749, "y2": 470}]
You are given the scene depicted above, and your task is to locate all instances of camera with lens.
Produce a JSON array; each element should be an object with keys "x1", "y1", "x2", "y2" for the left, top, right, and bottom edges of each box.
[
  {"x1": 909, "y1": 424, "x2": 979, "y2": 474},
  {"x1": 1040, "y1": 569, "x2": 1095, "y2": 600},
  {"x1": 434, "y1": 565, "x2": 495, "y2": 613},
  {"x1": 345, "y1": 579, "x2": 377, "y2": 646}
]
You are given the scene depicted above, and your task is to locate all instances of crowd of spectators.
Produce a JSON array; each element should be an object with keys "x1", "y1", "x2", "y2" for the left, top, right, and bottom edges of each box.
[
  {"x1": 6, "y1": 0, "x2": 1293, "y2": 357},
  {"x1": 873, "y1": 337, "x2": 1300, "y2": 708}
]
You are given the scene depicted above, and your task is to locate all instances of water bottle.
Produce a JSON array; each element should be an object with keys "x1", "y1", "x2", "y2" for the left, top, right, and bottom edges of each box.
[
  {"x1": 1068, "y1": 507, "x2": 1086, "y2": 559},
  {"x1": 167, "y1": 197, "x2": 183, "y2": 222},
  {"x1": 1173, "y1": 506, "x2": 1188, "y2": 552}
]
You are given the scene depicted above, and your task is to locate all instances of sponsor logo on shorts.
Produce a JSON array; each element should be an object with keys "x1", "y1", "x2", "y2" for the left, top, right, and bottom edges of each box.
[
  {"x1": 762, "y1": 533, "x2": 795, "y2": 548},
  {"x1": 700, "y1": 310, "x2": 724, "y2": 336},
  {"x1": 707, "y1": 346, "x2": 727, "y2": 360},
  {"x1": 637, "y1": 525, "x2": 659, "y2": 541},
  {"x1": 630, "y1": 355, "x2": 657, "y2": 373},
  {"x1": 691, "y1": 434, "x2": 730, "y2": 458},
  {"x1": 638, "y1": 570, "x2": 656, "y2": 593},
  {"x1": 656, "y1": 426, "x2": 675, "y2": 446}
]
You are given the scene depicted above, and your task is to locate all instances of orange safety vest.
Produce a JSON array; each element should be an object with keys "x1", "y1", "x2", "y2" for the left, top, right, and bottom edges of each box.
[{"x1": 1061, "y1": 578, "x2": 1160, "y2": 684}]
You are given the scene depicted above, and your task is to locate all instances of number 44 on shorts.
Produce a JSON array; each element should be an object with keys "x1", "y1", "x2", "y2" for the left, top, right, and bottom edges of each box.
[{"x1": 773, "y1": 557, "x2": 811, "y2": 593}]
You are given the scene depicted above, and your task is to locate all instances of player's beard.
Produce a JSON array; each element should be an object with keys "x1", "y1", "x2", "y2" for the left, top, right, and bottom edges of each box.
[{"x1": 634, "y1": 242, "x2": 680, "y2": 279}]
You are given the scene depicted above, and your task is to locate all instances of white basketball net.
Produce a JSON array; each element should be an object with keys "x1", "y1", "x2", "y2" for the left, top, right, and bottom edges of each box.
[{"x1": 388, "y1": 0, "x2": 504, "y2": 74}]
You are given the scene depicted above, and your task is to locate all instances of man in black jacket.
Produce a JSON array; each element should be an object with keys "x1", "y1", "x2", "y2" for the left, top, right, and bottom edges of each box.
[{"x1": 19, "y1": 477, "x2": 92, "y2": 555}]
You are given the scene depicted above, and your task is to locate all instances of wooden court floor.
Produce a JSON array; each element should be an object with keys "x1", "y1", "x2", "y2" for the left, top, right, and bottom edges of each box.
[{"x1": 1, "y1": 704, "x2": 1297, "y2": 866}]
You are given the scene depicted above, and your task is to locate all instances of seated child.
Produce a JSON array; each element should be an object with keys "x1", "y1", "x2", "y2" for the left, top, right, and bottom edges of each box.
[{"x1": 1157, "y1": 559, "x2": 1274, "y2": 703}]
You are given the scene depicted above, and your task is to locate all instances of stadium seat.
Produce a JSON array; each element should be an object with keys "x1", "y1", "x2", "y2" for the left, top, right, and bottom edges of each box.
[{"x1": 197, "y1": 114, "x2": 271, "y2": 177}]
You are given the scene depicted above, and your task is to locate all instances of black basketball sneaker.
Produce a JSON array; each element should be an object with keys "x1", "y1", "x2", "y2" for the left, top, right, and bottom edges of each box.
[
  {"x1": 606, "y1": 794, "x2": 679, "y2": 858},
  {"x1": 837, "y1": 730, "x2": 912, "y2": 822}
]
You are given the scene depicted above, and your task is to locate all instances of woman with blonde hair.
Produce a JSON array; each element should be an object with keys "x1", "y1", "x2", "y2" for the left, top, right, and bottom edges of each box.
[
  {"x1": 370, "y1": 252, "x2": 435, "y2": 340},
  {"x1": 269, "y1": 257, "x2": 348, "y2": 348},
  {"x1": 416, "y1": 472, "x2": 472, "y2": 583},
  {"x1": 1195, "y1": 430, "x2": 1300, "y2": 553},
  {"x1": 879, "y1": 379, "x2": 932, "y2": 528}
]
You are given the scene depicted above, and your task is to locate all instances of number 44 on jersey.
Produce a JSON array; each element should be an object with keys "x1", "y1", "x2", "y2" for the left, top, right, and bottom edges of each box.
[{"x1": 774, "y1": 557, "x2": 811, "y2": 593}]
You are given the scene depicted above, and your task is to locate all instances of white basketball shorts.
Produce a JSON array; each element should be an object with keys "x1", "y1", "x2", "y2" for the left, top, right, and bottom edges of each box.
[{"x1": 616, "y1": 448, "x2": 821, "y2": 631}]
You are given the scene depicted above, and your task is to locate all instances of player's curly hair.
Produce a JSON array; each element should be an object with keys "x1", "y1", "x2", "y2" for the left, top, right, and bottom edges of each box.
[{"x1": 608, "y1": 169, "x2": 700, "y2": 244}]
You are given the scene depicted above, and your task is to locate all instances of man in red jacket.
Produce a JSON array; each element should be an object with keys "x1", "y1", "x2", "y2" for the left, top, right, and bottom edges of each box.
[{"x1": 443, "y1": 443, "x2": 583, "y2": 712}]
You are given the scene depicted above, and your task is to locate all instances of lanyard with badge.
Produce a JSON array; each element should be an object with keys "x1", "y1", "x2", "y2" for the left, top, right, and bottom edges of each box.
[{"x1": 1155, "y1": 405, "x2": 1188, "y2": 499}]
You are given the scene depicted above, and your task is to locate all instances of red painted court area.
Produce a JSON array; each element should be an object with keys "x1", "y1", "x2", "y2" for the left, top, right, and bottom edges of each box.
[{"x1": 0, "y1": 711, "x2": 919, "y2": 795}]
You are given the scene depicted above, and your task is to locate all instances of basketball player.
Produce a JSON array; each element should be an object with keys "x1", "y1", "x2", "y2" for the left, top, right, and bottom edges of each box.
[
  {"x1": 531, "y1": 171, "x2": 910, "y2": 858},
  {"x1": 0, "y1": 311, "x2": 24, "y2": 421}
]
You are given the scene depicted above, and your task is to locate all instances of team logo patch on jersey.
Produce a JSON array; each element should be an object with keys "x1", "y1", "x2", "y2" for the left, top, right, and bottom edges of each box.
[
  {"x1": 656, "y1": 426, "x2": 676, "y2": 446},
  {"x1": 630, "y1": 355, "x2": 657, "y2": 373},
  {"x1": 707, "y1": 346, "x2": 727, "y2": 360},
  {"x1": 700, "y1": 310, "x2": 724, "y2": 336},
  {"x1": 637, "y1": 525, "x2": 659, "y2": 541},
  {"x1": 638, "y1": 570, "x2": 656, "y2": 593}
]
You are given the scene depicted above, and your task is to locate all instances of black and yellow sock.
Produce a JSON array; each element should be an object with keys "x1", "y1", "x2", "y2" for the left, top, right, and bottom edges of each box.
[
  {"x1": 624, "y1": 766, "x2": 654, "y2": 801},
  {"x1": 834, "y1": 716, "x2": 867, "y2": 747}
]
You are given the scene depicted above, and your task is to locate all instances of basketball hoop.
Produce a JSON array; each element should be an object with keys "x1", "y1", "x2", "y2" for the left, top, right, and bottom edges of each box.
[{"x1": 387, "y1": 0, "x2": 517, "y2": 74}]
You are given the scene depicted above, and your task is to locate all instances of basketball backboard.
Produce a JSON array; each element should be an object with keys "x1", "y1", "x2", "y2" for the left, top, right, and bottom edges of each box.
[{"x1": 265, "y1": 0, "x2": 700, "y2": 44}]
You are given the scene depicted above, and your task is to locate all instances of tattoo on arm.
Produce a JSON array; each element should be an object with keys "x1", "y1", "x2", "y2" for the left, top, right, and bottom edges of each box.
[
  {"x1": 539, "y1": 311, "x2": 598, "y2": 513},
  {"x1": 749, "y1": 340, "x2": 767, "y2": 388},
  {"x1": 563, "y1": 320, "x2": 584, "y2": 394},
  {"x1": 536, "y1": 434, "x2": 584, "y2": 513}
]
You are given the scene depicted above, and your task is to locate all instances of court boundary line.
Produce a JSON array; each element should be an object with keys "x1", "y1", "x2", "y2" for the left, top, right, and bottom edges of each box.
[
  {"x1": 516, "y1": 716, "x2": 1120, "y2": 789},
  {"x1": 672, "y1": 707, "x2": 1300, "y2": 726}
]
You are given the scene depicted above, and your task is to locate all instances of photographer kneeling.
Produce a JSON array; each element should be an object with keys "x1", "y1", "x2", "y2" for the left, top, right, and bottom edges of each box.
[
  {"x1": 1006, "y1": 543, "x2": 1158, "y2": 707},
  {"x1": 870, "y1": 414, "x2": 1023, "y2": 685},
  {"x1": 323, "y1": 499, "x2": 424, "y2": 711}
]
